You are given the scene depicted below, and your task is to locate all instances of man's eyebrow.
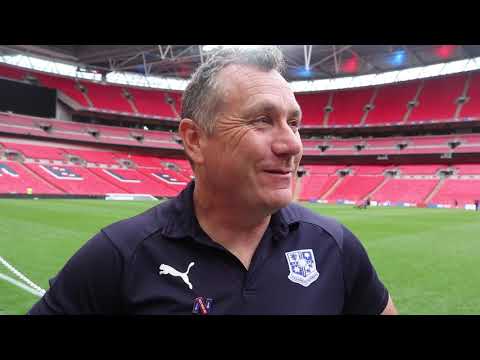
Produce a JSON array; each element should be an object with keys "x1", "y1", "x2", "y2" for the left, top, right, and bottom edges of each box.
[
  {"x1": 289, "y1": 108, "x2": 302, "y2": 119},
  {"x1": 243, "y1": 102, "x2": 302, "y2": 118}
]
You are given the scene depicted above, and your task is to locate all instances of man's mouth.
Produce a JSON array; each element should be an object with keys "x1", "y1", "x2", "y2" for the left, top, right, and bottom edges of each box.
[{"x1": 264, "y1": 169, "x2": 292, "y2": 175}]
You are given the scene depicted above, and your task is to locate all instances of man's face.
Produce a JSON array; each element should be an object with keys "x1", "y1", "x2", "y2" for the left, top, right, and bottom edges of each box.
[{"x1": 197, "y1": 64, "x2": 303, "y2": 212}]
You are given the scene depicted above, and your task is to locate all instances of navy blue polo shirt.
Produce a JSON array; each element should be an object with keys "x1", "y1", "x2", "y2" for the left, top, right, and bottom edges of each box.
[{"x1": 29, "y1": 181, "x2": 389, "y2": 315}]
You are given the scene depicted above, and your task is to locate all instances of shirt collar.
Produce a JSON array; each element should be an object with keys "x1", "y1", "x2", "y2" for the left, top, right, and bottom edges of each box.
[{"x1": 161, "y1": 181, "x2": 300, "y2": 241}]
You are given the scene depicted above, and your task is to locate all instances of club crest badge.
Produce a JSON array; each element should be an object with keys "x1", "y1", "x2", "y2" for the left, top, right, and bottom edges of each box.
[{"x1": 285, "y1": 249, "x2": 319, "y2": 287}]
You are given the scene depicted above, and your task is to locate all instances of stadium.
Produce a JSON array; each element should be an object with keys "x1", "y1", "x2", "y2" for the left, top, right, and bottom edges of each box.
[{"x1": 1, "y1": 45, "x2": 479, "y2": 314}]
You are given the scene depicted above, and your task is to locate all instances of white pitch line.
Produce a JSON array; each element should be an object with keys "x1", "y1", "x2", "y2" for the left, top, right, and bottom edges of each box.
[
  {"x1": 0, "y1": 272, "x2": 44, "y2": 297},
  {"x1": 0, "y1": 255, "x2": 46, "y2": 294}
]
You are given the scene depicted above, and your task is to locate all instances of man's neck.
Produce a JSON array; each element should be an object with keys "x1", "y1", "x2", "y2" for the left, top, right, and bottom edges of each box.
[{"x1": 192, "y1": 182, "x2": 272, "y2": 269}]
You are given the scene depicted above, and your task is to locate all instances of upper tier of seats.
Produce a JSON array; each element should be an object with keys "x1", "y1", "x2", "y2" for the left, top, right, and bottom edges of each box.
[
  {"x1": 328, "y1": 87, "x2": 374, "y2": 126},
  {"x1": 80, "y1": 81, "x2": 133, "y2": 113},
  {"x1": 365, "y1": 81, "x2": 418, "y2": 125},
  {"x1": 407, "y1": 74, "x2": 467, "y2": 123},
  {"x1": 0, "y1": 64, "x2": 180, "y2": 118},
  {"x1": 1, "y1": 63, "x2": 480, "y2": 126},
  {"x1": 300, "y1": 73, "x2": 477, "y2": 127}
]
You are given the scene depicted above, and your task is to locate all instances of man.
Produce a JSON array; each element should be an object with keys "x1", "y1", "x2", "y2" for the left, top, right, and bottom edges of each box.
[{"x1": 29, "y1": 46, "x2": 397, "y2": 315}]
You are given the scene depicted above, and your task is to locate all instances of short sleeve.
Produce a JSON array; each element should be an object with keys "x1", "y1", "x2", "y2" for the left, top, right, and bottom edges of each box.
[
  {"x1": 341, "y1": 226, "x2": 389, "y2": 314},
  {"x1": 28, "y1": 231, "x2": 124, "y2": 315}
]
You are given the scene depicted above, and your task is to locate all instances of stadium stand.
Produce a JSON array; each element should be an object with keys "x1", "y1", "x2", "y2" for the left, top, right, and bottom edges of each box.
[
  {"x1": 0, "y1": 64, "x2": 183, "y2": 118},
  {"x1": 1, "y1": 141, "x2": 66, "y2": 161},
  {"x1": 452, "y1": 164, "x2": 480, "y2": 174},
  {"x1": 1, "y1": 58, "x2": 480, "y2": 207},
  {"x1": 80, "y1": 81, "x2": 133, "y2": 113},
  {"x1": 128, "y1": 87, "x2": 181, "y2": 118},
  {"x1": 0, "y1": 112, "x2": 181, "y2": 149},
  {"x1": 63, "y1": 148, "x2": 121, "y2": 165},
  {"x1": 325, "y1": 175, "x2": 384, "y2": 202},
  {"x1": 0, "y1": 160, "x2": 62, "y2": 194},
  {"x1": 397, "y1": 164, "x2": 444, "y2": 175},
  {"x1": 372, "y1": 178, "x2": 439, "y2": 204},
  {"x1": 25, "y1": 163, "x2": 126, "y2": 195},
  {"x1": 137, "y1": 167, "x2": 189, "y2": 191},
  {"x1": 89, "y1": 167, "x2": 179, "y2": 196},
  {"x1": 299, "y1": 175, "x2": 338, "y2": 201},
  {"x1": 459, "y1": 72, "x2": 480, "y2": 119},
  {"x1": 34, "y1": 72, "x2": 89, "y2": 107},
  {"x1": 303, "y1": 164, "x2": 342, "y2": 175},
  {"x1": 408, "y1": 74, "x2": 467, "y2": 123},
  {"x1": 295, "y1": 92, "x2": 330, "y2": 125},
  {"x1": 365, "y1": 137, "x2": 405, "y2": 147},
  {"x1": 350, "y1": 165, "x2": 390, "y2": 175},
  {"x1": 0, "y1": 64, "x2": 27, "y2": 81},
  {"x1": 430, "y1": 179, "x2": 480, "y2": 206},
  {"x1": 365, "y1": 81, "x2": 420, "y2": 125},
  {"x1": 328, "y1": 87, "x2": 374, "y2": 126},
  {"x1": 1, "y1": 61, "x2": 478, "y2": 127}
]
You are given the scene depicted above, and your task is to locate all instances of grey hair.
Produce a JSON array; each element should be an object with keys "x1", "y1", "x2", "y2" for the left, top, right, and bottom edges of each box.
[{"x1": 181, "y1": 46, "x2": 286, "y2": 135}]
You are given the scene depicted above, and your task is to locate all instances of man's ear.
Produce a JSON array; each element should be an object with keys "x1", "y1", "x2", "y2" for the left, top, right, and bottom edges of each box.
[{"x1": 178, "y1": 118, "x2": 205, "y2": 165}]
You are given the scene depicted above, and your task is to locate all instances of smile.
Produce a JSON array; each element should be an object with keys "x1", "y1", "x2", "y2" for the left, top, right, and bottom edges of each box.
[
  {"x1": 263, "y1": 170, "x2": 292, "y2": 179},
  {"x1": 263, "y1": 169, "x2": 292, "y2": 175}
]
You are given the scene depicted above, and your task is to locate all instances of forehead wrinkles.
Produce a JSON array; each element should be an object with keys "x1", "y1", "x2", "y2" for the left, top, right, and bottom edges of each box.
[{"x1": 218, "y1": 65, "x2": 292, "y2": 105}]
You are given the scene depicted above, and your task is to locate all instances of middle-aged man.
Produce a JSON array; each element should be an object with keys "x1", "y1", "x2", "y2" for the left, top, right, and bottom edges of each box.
[{"x1": 28, "y1": 46, "x2": 397, "y2": 315}]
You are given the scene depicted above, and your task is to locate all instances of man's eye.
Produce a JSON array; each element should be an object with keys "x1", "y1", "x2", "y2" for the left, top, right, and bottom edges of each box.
[
  {"x1": 253, "y1": 117, "x2": 272, "y2": 125},
  {"x1": 289, "y1": 120, "x2": 299, "y2": 130}
]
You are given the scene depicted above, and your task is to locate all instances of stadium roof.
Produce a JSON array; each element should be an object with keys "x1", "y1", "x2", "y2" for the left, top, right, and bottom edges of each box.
[{"x1": 2, "y1": 45, "x2": 480, "y2": 82}]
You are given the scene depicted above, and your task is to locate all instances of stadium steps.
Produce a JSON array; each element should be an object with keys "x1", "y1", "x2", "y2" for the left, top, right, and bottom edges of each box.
[
  {"x1": 21, "y1": 163, "x2": 66, "y2": 194},
  {"x1": 167, "y1": 102, "x2": 180, "y2": 119},
  {"x1": 362, "y1": 176, "x2": 390, "y2": 201},
  {"x1": 123, "y1": 88, "x2": 139, "y2": 114},
  {"x1": 401, "y1": 80, "x2": 424, "y2": 124},
  {"x1": 320, "y1": 176, "x2": 345, "y2": 200},
  {"x1": 323, "y1": 93, "x2": 334, "y2": 126},
  {"x1": 454, "y1": 73, "x2": 472, "y2": 119},
  {"x1": 57, "y1": 91, "x2": 84, "y2": 111},
  {"x1": 77, "y1": 81, "x2": 94, "y2": 108},
  {"x1": 360, "y1": 87, "x2": 379, "y2": 126},
  {"x1": 424, "y1": 178, "x2": 446, "y2": 204}
]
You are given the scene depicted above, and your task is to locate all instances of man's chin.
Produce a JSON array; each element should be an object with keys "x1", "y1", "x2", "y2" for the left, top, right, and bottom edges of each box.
[{"x1": 263, "y1": 189, "x2": 294, "y2": 210}]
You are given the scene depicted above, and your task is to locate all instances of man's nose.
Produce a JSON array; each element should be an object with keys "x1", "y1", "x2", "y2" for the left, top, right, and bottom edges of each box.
[{"x1": 271, "y1": 123, "x2": 302, "y2": 157}]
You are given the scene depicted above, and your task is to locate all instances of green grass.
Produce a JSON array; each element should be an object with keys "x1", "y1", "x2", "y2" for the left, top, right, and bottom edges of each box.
[{"x1": 1, "y1": 199, "x2": 480, "y2": 315}]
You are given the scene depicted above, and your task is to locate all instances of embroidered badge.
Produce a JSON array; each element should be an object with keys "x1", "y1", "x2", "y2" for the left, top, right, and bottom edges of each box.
[
  {"x1": 285, "y1": 249, "x2": 319, "y2": 287},
  {"x1": 192, "y1": 297, "x2": 213, "y2": 315}
]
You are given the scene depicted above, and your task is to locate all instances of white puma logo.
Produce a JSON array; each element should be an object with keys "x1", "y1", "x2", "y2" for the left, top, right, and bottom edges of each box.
[{"x1": 159, "y1": 262, "x2": 195, "y2": 290}]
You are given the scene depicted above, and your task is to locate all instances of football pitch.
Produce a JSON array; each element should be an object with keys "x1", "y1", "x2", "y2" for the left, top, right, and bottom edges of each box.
[{"x1": 1, "y1": 198, "x2": 479, "y2": 315}]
